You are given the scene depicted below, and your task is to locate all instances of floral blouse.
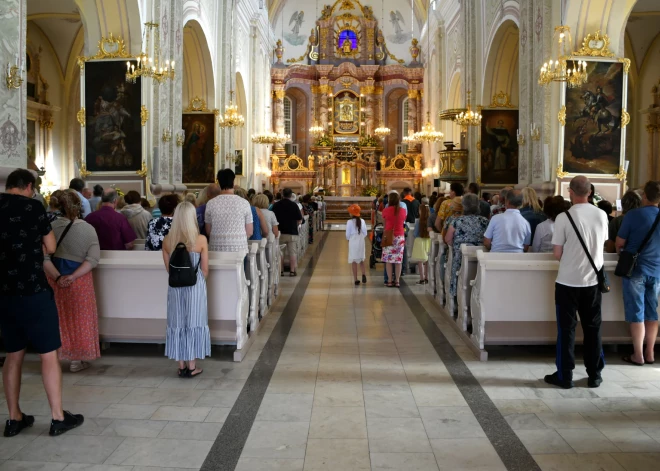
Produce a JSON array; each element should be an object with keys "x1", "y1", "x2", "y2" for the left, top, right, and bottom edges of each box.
[
  {"x1": 145, "y1": 216, "x2": 172, "y2": 251},
  {"x1": 448, "y1": 215, "x2": 489, "y2": 296}
]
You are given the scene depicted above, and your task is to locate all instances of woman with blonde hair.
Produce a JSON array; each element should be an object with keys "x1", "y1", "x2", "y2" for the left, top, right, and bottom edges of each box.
[
  {"x1": 252, "y1": 194, "x2": 279, "y2": 242},
  {"x1": 43, "y1": 190, "x2": 101, "y2": 372},
  {"x1": 520, "y1": 187, "x2": 547, "y2": 240},
  {"x1": 184, "y1": 193, "x2": 197, "y2": 207},
  {"x1": 162, "y1": 202, "x2": 211, "y2": 378}
]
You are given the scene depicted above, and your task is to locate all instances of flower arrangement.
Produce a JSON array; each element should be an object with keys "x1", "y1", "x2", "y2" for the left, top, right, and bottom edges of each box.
[
  {"x1": 110, "y1": 185, "x2": 125, "y2": 197},
  {"x1": 358, "y1": 134, "x2": 379, "y2": 147},
  {"x1": 315, "y1": 134, "x2": 333, "y2": 147},
  {"x1": 361, "y1": 185, "x2": 379, "y2": 197}
]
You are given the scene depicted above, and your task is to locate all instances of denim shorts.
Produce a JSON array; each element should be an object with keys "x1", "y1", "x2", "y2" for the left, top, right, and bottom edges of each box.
[{"x1": 622, "y1": 274, "x2": 660, "y2": 323}]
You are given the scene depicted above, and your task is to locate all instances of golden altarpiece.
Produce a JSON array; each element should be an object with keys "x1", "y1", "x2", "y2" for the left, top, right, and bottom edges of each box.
[{"x1": 270, "y1": 0, "x2": 424, "y2": 196}]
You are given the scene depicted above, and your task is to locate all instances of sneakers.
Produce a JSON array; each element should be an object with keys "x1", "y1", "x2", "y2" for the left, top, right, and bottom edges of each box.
[
  {"x1": 544, "y1": 372, "x2": 574, "y2": 389},
  {"x1": 70, "y1": 361, "x2": 91, "y2": 373},
  {"x1": 49, "y1": 411, "x2": 84, "y2": 436},
  {"x1": 4, "y1": 413, "x2": 34, "y2": 437},
  {"x1": 588, "y1": 375, "x2": 603, "y2": 388}
]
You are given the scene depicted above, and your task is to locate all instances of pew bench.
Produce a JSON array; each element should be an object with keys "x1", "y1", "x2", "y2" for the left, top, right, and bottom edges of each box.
[{"x1": 456, "y1": 245, "x2": 484, "y2": 331}]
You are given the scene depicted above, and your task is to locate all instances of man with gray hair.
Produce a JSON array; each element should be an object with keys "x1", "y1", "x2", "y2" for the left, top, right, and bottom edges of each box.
[
  {"x1": 491, "y1": 186, "x2": 512, "y2": 216},
  {"x1": 545, "y1": 175, "x2": 608, "y2": 390},
  {"x1": 85, "y1": 189, "x2": 137, "y2": 250},
  {"x1": 483, "y1": 189, "x2": 531, "y2": 253}
]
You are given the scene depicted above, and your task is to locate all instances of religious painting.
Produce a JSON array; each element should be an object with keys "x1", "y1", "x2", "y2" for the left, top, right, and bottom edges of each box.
[
  {"x1": 480, "y1": 109, "x2": 519, "y2": 185},
  {"x1": 333, "y1": 92, "x2": 360, "y2": 134},
  {"x1": 560, "y1": 59, "x2": 627, "y2": 176},
  {"x1": 387, "y1": 10, "x2": 409, "y2": 44},
  {"x1": 84, "y1": 60, "x2": 142, "y2": 172},
  {"x1": 26, "y1": 119, "x2": 37, "y2": 171},
  {"x1": 181, "y1": 113, "x2": 215, "y2": 184},
  {"x1": 285, "y1": 10, "x2": 306, "y2": 46},
  {"x1": 338, "y1": 30, "x2": 358, "y2": 52},
  {"x1": 234, "y1": 149, "x2": 244, "y2": 176}
]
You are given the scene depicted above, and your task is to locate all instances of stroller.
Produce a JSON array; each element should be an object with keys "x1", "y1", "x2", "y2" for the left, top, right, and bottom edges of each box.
[{"x1": 369, "y1": 223, "x2": 384, "y2": 268}]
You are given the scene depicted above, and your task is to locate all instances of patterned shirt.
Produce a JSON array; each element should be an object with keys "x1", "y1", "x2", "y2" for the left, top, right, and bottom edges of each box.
[
  {"x1": 0, "y1": 193, "x2": 52, "y2": 296},
  {"x1": 145, "y1": 216, "x2": 173, "y2": 251},
  {"x1": 436, "y1": 199, "x2": 453, "y2": 225},
  {"x1": 205, "y1": 194, "x2": 253, "y2": 252}
]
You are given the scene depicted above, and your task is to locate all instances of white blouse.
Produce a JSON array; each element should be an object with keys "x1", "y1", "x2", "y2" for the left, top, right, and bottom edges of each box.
[{"x1": 532, "y1": 219, "x2": 555, "y2": 253}]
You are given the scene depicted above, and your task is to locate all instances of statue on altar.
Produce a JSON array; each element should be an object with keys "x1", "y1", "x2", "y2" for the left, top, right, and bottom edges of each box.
[
  {"x1": 341, "y1": 39, "x2": 352, "y2": 54},
  {"x1": 339, "y1": 103, "x2": 354, "y2": 121}
]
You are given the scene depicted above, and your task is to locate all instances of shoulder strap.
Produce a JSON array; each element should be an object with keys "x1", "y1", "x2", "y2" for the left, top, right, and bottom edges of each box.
[
  {"x1": 57, "y1": 220, "x2": 75, "y2": 248},
  {"x1": 635, "y1": 210, "x2": 660, "y2": 256},
  {"x1": 565, "y1": 211, "x2": 599, "y2": 277}
]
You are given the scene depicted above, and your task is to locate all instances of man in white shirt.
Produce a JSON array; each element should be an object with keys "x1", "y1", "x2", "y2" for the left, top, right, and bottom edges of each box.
[
  {"x1": 545, "y1": 175, "x2": 608, "y2": 390},
  {"x1": 483, "y1": 190, "x2": 531, "y2": 253}
]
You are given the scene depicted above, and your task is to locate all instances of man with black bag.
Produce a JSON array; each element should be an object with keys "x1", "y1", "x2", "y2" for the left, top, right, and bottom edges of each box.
[
  {"x1": 545, "y1": 176, "x2": 608, "y2": 389},
  {"x1": 616, "y1": 181, "x2": 660, "y2": 366}
]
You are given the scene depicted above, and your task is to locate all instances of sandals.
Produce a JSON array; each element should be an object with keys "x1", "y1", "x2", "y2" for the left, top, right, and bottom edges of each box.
[
  {"x1": 354, "y1": 280, "x2": 361, "y2": 286},
  {"x1": 386, "y1": 282, "x2": 395, "y2": 288},
  {"x1": 645, "y1": 358, "x2": 655, "y2": 365},
  {"x1": 187, "y1": 367, "x2": 203, "y2": 378},
  {"x1": 622, "y1": 355, "x2": 644, "y2": 367},
  {"x1": 178, "y1": 368, "x2": 188, "y2": 378},
  {"x1": 362, "y1": 275, "x2": 367, "y2": 283},
  {"x1": 416, "y1": 280, "x2": 425, "y2": 285},
  {"x1": 395, "y1": 282, "x2": 400, "y2": 288}
]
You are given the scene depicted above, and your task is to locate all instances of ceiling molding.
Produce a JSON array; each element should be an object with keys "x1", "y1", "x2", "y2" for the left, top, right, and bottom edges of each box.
[
  {"x1": 629, "y1": 11, "x2": 660, "y2": 16},
  {"x1": 27, "y1": 13, "x2": 81, "y2": 21}
]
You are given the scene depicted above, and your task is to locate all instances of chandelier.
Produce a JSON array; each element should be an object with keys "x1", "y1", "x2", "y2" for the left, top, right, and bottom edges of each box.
[
  {"x1": 219, "y1": 90, "x2": 245, "y2": 128},
  {"x1": 251, "y1": 131, "x2": 290, "y2": 145},
  {"x1": 309, "y1": 106, "x2": 324, "y2": 138},
  {"x1": 402, "y1": 129, "x2": 420, "y2": 145},
  {"x1": 375, "y1": 123, "x2": 391, "y2": 138},
  {"x1": 455, "y1": 91, "x2": 482, "y2": 127},
  {"x1": 126, "y1": 22, "x2": 174, "y2": 84},
  {"x1": 539, "y1": 26, "x2": 587, "y2": 88},
  {"x1": 414, "y1": 112, "x2": 444, "y2": 143}
]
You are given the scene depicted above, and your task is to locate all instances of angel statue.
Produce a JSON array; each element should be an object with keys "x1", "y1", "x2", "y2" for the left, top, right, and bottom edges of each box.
[
  {"x1": 290, "y1": 11, "x2": 304, "y2": 35},
  {"x1": 390, "y1": 11, "x2": 404, "y2": 36}
]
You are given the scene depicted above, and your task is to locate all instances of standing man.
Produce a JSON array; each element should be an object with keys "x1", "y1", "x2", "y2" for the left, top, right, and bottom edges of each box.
[
  {"x1": 272, "y1": 188, "x2": 303, "y2": 276},
  {"x1": 616, "y1": 181, "x2": 660, "y2": 366},
  {"x1": 68, "y1": 178, "x2": 92, "y2": 218},
  {"x1": 402, "y1": 188, "x2": 420, "y2": 275},
  {"x1": 546, "y1": 176, "x2": 608, "y2": 389},
  {"x1": 435, "y1": 183, "x2": 464, "y2": 232},
  {"x1": 85, "y1": 190, "x2": 137, "y2": 250},
  {"x1": 0, "y1": 169, "x2": 84, "y2": 437},
  {"x1": 88, "y1": 184, "x2": 103, "y2": 212}
]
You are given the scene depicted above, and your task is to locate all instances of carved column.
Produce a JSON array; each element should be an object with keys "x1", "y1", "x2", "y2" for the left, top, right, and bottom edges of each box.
[
  {"x1": 273, "y1": 87, "x2": 286, "y2": 156},
  {"x1": 407, "y1": 89, "x2": 419, "y2": 154},
  {"x1": 170, "y1": 0, "x2": 184, "y2": 185}
]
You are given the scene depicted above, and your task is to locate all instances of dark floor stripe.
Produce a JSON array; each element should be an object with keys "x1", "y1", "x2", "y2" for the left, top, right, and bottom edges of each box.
[
  {"x1": 201, "y1": 231, "x2": 329, "y2": 471},
  {"x1": 399, "y1": 280, "x2": 541, "y2": 471}
]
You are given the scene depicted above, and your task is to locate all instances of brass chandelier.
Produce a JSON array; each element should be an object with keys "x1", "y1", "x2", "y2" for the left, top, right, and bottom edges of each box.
[
  {"x1": 414, "y1": 112, "x2": 444, "y2": 143},
  {"x1": 455, "y1": 91, "x2": 481, "y2": 127},
  {"x1": 218, "y1": 90, "x2": 245, "y2": 128},
  {"x1": 539, "y1": 26, "x2": 587, "y2": 88},
  {"x1": 252, "y1": 131, "x2": 290, "y2": 145},
  {"x1": 126, "y1": 22, "x2": 174, "y2": 84},
  {"x1": 402, "y1": 129, "x2": 420, "y2": 145},
  {"x1": 309, "y1": 106, "x2": 324, "y2": 138}
]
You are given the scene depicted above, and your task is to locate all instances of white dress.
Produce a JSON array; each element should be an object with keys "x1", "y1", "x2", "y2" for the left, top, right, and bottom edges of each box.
[{"x1": 346, "y1": 218, "x2": 367, "y2": 263}]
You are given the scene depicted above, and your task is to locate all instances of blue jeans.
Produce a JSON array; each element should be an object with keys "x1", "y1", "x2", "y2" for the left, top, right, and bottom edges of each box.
[{"x1": 623, "y1": 274, "x2": 660, "y2": 323}]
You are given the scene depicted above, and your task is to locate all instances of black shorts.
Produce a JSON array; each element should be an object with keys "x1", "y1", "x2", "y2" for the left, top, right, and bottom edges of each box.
[{"x1": 0, "y1": 290, "x2": 62, "y2": 354}]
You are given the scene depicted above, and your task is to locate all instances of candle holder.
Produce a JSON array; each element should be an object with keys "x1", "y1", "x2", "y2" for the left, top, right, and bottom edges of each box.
[
  {"x1": 5, "y1": 63, "x2": 23, "y2": 90},
  {"x1": 175, "y1": 130, "x2": 185, "y2": 147},
  {"x1": 517, "y1": 133, "x2": 526, "y2": 146},
  {"x1": 162, "y1": 128, "x2": 172, "y2": 143},
  {"x1": 530, "y1": 127, "x2": 541, "y2": 141}
]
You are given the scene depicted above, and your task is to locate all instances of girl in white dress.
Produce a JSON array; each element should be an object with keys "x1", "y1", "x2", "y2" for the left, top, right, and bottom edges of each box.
[{"x1": 346, "y1": 204, "x2": 368, "y2": 285}]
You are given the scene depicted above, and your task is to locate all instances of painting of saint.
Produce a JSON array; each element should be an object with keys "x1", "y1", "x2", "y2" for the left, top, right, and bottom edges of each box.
[
  {"x1": 339, "y1": 103, "x2": 354, "y2": 121},
  {"x1": 480, "y1": 110, "x2": 519, "y2": 184},
  {"x1": 235, "y1": 149, "x2": 244, "y2": 176},
  {"x1": 562, "y1": 60, "x2": 625, "y2": 175},
  {"x1": 84, "y1": 60, "x2": 141, "y2": 172},
  {"x1": 182, "y1": 113, "x2": 216, "y2": 184}
]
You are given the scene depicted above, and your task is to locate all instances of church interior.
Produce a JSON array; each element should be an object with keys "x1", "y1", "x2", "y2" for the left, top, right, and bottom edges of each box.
[{"x1": 2, "y1": 0, "x2": 660, "y2": 470}]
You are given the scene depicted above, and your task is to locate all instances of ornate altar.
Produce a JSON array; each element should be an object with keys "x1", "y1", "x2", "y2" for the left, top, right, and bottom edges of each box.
[
  {"x1": 375, "y1": 154, "x2": 423, "y2": 194},
  {"x1": 270, "y1": 155, "x2": 317, "y2": 195}
]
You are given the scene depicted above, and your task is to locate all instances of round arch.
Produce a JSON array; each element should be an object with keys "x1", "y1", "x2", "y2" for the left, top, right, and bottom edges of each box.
[
  {"x1": 183, "y1": 20, "x2": 215, "y2": 107},
  {"x1": 482, "y1": 20, "x2": 519, "y2": 106},
  {"x1": 235, "y1": 72, "x2": 248, "y2": 180},
  {"x1": 285, "y1": 87, "x2": 309, "y2": 158},
  {"x1": 447, "y1": 72, "x2": 462, "y2": 145}
]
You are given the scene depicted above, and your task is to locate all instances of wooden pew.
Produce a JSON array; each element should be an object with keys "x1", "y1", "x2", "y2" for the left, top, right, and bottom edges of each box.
[
  {"x1": 456, "y1": 245, "x2": 484, "y2": 332},
  {"x1": 427, "y1": 233, "x2": 439, "y2": 294},
  {"x1": 443, "y1": 245, "x2": 456, "y2": 318},
  {"x1": 256, "y1": 238, "x2": 270, "y2": 319},
  {"x1": 434, "y1": 238, "x2": 445, "y2": 306},
  {"x1": 94, "y1": 250, "x2": 252, "y2": 361},
  {"x1": 468, "y1": 251, "x2": 660, "y2": 359},
  {"x1": 265, "y1": 237, "x2": 276, "y2": 307}
]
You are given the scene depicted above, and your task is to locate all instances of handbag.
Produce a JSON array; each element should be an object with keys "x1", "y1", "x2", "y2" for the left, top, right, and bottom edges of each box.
[
  {"x1": 381, "y1": 229, "x2": 394, "y2": 248},
  {"x1": 565, "y1": 211, "x2": 610, "y2": 294},
  {"x1": 615, "y1": 211, "x2": 660, "y2": 277}
]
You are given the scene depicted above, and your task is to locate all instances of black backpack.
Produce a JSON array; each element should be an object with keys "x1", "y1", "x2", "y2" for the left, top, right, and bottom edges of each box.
[{"x1": 168, "y1": 243, "x2": 200, "y2": 288}]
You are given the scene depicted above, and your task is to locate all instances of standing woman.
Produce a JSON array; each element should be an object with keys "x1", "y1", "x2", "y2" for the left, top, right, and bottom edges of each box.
[
  {"x1": 302, "y1": 194, "x2": 315, "y2": 244},
  {"x1": 346, "y1": 204, "x2": 368, "y2": 285},
  {"x1": 411, "y1": 198, "x2": 432, "y2": 284},
  {"x1": 42, "y1": 190, "x2": 101, "y2": 372},
  {"x1": 382, "y1": 192, "x2": 407, "y2": 287},
  {"x1": 162, "y1": 202, "x2": 211, "y2": 377}
]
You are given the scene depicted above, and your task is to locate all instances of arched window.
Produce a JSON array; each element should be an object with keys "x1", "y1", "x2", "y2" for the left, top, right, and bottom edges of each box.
[
  {"x1": 402, "y1": 97, "x2": 409, "y2": 138},
  {"x1": 283, "y1": 96, "x2": 292, "y2": 136}
]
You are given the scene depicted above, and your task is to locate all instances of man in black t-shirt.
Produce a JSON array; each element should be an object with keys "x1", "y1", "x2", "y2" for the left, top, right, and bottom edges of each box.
[
  {"x1": 272, "y1": 188, "x2": 303, "y2": 276},
  {"x1": 0, "y1": 169, "x2": 83, "y2": 437}
]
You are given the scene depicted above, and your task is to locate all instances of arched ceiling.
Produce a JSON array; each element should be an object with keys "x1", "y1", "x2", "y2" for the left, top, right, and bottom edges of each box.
[
  {"x1": 483, "y1": 21, "x2": 519, "y2": 104},
  {"x1": 183, "y1": 20, "x2": 215, "y2": 107}
]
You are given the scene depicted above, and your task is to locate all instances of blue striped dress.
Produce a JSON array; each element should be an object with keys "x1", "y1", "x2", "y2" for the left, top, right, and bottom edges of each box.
[{"x1": 165, "y1": 252, "x2": 211, "y2": 361}]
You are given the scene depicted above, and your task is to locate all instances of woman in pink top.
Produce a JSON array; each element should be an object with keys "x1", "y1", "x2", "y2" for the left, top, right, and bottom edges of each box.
[{"x1": 382, "y1": 192, "x2": 407, "y2": 287}]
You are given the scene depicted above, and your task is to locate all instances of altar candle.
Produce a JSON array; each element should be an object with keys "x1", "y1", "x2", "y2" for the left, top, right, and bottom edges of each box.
[{"x1": 127, "y1": 61, "x2": 130, "y2": 71}]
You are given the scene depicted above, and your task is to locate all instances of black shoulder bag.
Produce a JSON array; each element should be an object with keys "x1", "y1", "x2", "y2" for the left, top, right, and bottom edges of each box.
[
  {"x1": 57, "y1": 220, "x2": 75, "y2": 248},
  {"x1": 615, "y1": 211, "x2": 660, "y2": 278},
  {"x1": 565, "y1": 211, "x2": 610, "y2": 294}
]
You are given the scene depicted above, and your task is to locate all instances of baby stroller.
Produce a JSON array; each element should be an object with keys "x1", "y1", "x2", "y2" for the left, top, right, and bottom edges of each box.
[{"x1": 369, "y1": 223, "x2": 384, "y2": 268}]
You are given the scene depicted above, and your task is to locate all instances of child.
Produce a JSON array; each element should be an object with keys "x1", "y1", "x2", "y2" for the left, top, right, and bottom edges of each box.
[
  {"x1": 346, "y1": 204, "x2": 368, "y2": 285},
  {"x1": 411, "y1": 198, "x2": 432, "y2": 284}
]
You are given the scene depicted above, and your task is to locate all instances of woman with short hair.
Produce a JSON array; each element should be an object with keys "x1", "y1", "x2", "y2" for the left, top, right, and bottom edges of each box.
[
  {"x1": 520, "y1": 187, "x2": 547, "y2": 240},
  {"x1": 120, "y1": 190, "x2": 152, "y2": 239},
  {"x1": 532, "y1": 196, "x2": 567, "y2": 253},
  {"x1": 146, "y1": 194, "x2": 180, "y2": 251},
  {"x1": 606, "y1": 190, "x2": 642, "y2": 253},
  {"x1": 162, "y1": 202, "x2": 210, "y2": 377},
  {"x1": 444, "y1": 194, "x2": 489, "y2": 298},
  {"x1": 252, "y1": 194, "x2": 279, "y2": 241},
  {"x1": 43, "y1": 190, "x2": 101, "y2": 372}
]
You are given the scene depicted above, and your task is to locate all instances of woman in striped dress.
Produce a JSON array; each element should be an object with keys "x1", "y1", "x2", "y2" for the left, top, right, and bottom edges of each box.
[{"x1": 162, "y1": 202, "x2": 211, "y2": 377}]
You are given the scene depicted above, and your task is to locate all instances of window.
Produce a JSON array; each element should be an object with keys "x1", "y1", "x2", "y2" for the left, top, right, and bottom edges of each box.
[
  {"x1": 283, "y1": 96, "x2": 292, "y2": 136},
  {"x1": 402, "y1": 97, "x2": 409, "y2": 138}
]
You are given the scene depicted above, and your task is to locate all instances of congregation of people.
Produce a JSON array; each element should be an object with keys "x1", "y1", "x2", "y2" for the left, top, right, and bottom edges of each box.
[{"x1": 0, "y1": 167, "x2": 323, "y2": 438}]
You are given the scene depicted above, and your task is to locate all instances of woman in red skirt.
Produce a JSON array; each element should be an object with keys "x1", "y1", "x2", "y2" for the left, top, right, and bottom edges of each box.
[{"x1": 43, "y1": 190, "x2": 101, "y2": 372}]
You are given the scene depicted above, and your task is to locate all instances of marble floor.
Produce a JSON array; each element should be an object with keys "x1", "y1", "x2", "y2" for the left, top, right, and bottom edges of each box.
[{"x1": 1, "y1": 232, "x2": 660, "y2": 471}]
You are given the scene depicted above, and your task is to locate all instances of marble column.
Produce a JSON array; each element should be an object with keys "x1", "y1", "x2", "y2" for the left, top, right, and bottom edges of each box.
[
  {"x1": 0, "y1": 0, "x2": 27, "y2": 187},
  {"x1": 273, "y1": 87, "x2": 286, "y2": 156},
  {"x1": 170, "y1": 0, "x2": 184, "y2": 185},
  {"x1": 407, "y1": 89, "x2": 419, "y2": 154}
]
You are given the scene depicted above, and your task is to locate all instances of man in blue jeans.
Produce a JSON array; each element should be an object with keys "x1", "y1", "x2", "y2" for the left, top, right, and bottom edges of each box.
[{"x1": 616, "y1": 180, "x2": 660, "y2": 366}]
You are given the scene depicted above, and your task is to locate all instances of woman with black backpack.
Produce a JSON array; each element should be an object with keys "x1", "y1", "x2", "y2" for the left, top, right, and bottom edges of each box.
[{"x1": 162, "y1": 201, "x2": 211, "y2": 378}]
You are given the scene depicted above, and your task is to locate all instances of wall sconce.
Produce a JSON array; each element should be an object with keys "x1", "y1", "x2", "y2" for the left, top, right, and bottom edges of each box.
[
  {"x1": 175, "y1": 130, "x2": 185, "y2": 147},
  {"x1": 516, "y1": 128, "x2": 525, "y2": 146},
  {"x1": 5, "y1": 55, "x2": 23, "y2": 90},
  {"x1": 162, "y1": 126, "x2": 172, "y2": 143},
  {"x1": 530, "y1": 123, "x2": 541, "y2": 141}
]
